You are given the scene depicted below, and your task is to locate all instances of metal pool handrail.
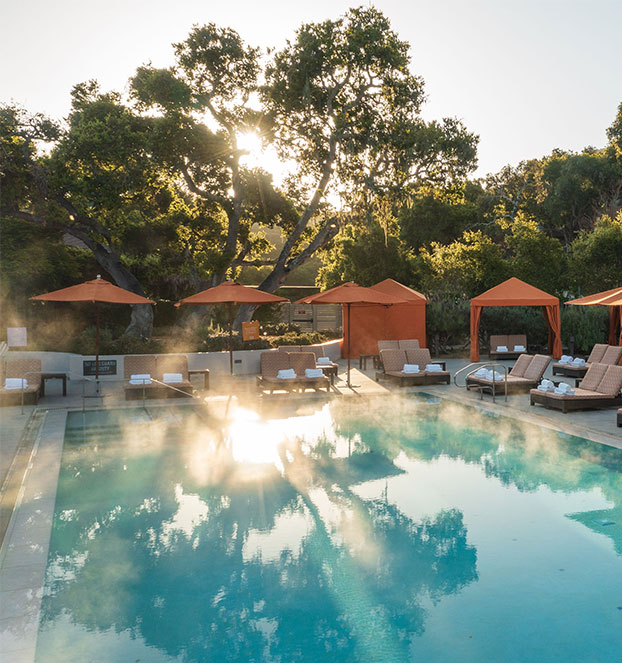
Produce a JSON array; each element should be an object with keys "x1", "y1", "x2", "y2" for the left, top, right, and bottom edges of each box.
[{"x1": 453, "y1": 362, "x2": 509, "y2": 403}]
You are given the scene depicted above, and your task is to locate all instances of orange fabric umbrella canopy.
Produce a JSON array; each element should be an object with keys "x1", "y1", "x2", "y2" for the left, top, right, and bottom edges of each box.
[
  {"x1": 176, "y1": 280, "x2": 288, "y2": 306},
  {"x1": 469, "y1": 277, "x2": 562, "y2": 361},
  {"x1": 566, "y1": 287, "x2": 622, "y2": 345},
  {"x1": 295, "y1": 282, "x2": 406, "y2": 387},
  {"x1": 30, "y1": 276, "x2": 155, "y2": 380},
  {"x1": 176, "y1": 281, "x2": 288, "y2": 374},
  {"x1": 30, "y1": 277, "x2": 155, "y2": 305},
  {"x1": 342, "y1": 279, "x2": 427, "y2": 358}
]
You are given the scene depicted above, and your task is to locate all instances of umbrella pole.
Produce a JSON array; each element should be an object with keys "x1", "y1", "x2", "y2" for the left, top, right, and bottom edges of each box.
[
  {"x1": 228, "y1": 302, "x2": 234, "y2": 375},
  {"x1": 347, "y1": 302, "x2": 352, "y2": 388},
  {"x1": 95, "y1": 304, "x2": 101, "y2": 393}
]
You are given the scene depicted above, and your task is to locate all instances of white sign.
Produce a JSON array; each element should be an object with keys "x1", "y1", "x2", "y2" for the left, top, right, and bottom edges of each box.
[{"x1": 7, "y1": 327, "x2": 27, "y2": 347}]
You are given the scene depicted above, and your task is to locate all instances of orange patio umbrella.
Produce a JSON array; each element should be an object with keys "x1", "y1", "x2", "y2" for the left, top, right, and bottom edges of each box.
[
  {"x1": 176, "y1": 280, "x2": 288, "y2": 374},
  {"x1": 295, "y1": 282, "x2": 406, "y2": 388},
  {"x1": 566, "y1": 287, "x2": 622, "y2": 345},
  {"x1": 30, "y1": 275, "x2": 155, "y2": 379}
]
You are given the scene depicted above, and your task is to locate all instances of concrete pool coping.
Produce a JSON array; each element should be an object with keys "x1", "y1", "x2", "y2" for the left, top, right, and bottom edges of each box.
[{"x1": 0, "y1": 357, "x2": 620, "y2": 661}]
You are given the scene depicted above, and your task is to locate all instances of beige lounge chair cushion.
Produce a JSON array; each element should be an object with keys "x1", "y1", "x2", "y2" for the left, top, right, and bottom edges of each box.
[
  {"x1": 508, "y1": 335, "x2": 527, "y2": 351},
  {"x1": 587, "y1": 344, "x2": 608, "y2": 364},
  {"x1": 510, "y1": 354, "x2": 533, "y2": 378},
  {"x1": 522, "y1": 354, "x2": 550, "y2": 381},
  {"x1": 601, "y1": 346, "x2": 622, "y2": 365},
  {"x1": 580, "y1": 363, "x2": 608, "y2": 391},
  {"x1": 380, "y1": 349, "x2": 408, "y2": 373},
  {"x1": 595, "y1": 365, "x2": 622, "y2": 396},
  {"x1": 529, "y1": 387, "x2": 606, "y2": 401},
  {"x1": 398, "y1": 339, "x2": 420, "y2": 351},
  {"x1": 260, "y1": 351, "x2": 290, "y2": 378},
  {"x1": 378, "y1": 340, "x2": 400, "y2": 352},
  {"x1": 124, "y1": 355, "x2": 156, "y2": 380}
]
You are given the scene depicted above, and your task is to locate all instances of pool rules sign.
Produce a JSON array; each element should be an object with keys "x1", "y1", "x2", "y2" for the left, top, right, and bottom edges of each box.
[{"x1": 242, "y1": 321, "x2": 260, "y2": 341}]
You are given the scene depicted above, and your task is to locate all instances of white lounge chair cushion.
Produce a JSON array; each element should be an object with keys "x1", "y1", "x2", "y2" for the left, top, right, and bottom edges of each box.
[
  {"x1": 163, "y1": 373, "x2": 183, "y2": 383},
  {"x1": 4, "y1": 378, "x2": 28, "y2": 390},
  {"x1": 425, "y1": 364, "x2": 443, "y2": 373},
  {"x1": 559, "y1": 355, "x2": 573, "y2": 365},
  {"x1": 317, "y1": 356, "x2": 331, "y2": 365},
  {"x1": 305, "y1": 368, "x2": 324, "y2": 378},
  {"x1": 277, "y1": 369, "x2": 297, "y2": 380},
  {"x1": 513, "y1": 345, "x2": 526, "y2": 352},
  {"x1": 402, "y1": 364, "x2": 420, "y2": 374},
  {"x1": 130, "y1": 373, "x2": 152, "y2": 385},
  {"x1": 571, "y1": 357, "x2": 586, "y2": 367},
  {"x1": 496, "y1": 345, "x2": 509, "y2": 352}
]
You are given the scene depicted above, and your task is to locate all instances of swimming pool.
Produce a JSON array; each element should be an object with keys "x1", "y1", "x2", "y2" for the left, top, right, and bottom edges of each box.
[{"x1": 35, "y1": 396, "x2": 622, "y2": 662}]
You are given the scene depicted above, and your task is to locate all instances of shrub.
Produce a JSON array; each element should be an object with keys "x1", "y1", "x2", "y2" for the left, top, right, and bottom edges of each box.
[
  {"x1": 426, "y1": 297, "x2": 470, "y2": 353},
  {"x1": 560, "y1": 306, "x2": 609, "y2": 354}
]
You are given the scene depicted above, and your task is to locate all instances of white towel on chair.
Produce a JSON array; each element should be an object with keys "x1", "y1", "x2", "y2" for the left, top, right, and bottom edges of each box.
[
  {"x1": 163, "y1": 373, "x2": 183, "y2": 383},
  {"x1": 425, "y1": 364, "x2": 443, "y2": 373},
  {"x1": 557, "y1": 382, "x2": 574, "y2": 394},
  {"x1": 538, "y1": 379, "x2": 554, "y2": 392},
  {"x1": 496, "y1": 345, "x2": 508, "y2": 352},
  {"x1": 402, "y1": 364, "x2": 420, "y2": 374},
  {"x1": 317, "y1": 356, "x2": 331, "y2": 365},
  {"x1": 513, "y1": 345, "x2": 526, "y2": 352},
  {"x1": 130, "y1": 373, "x2": 151, "y2": 385},
  {"x1": 277, "y1": 369, "x2": 296, "y2": 380},
  {"x1": 305, "y1": 368, "x2": 324, "y2": 378},
  {"x1": 554, "y1": 385, "x2": 575, "y2": 396},
  {"x1": 559, "y1": 355, "x2": 573, "y2": 365},
  {"x1": 571, "y1": 357, "x2": 586, "y2": 367},
  {"x1": 4, "y1": 378, "x2": 28, "y2": 390},
  {"x1": 473, "y1": 368, "x2": 488, "y2": 378}
]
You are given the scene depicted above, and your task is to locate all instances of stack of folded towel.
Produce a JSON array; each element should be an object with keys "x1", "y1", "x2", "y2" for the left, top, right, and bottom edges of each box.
[
  {"x1": 472, "y1": 368, "x2": 504, "y2": 381},
  {"x1": 496, "y1": 345, "x2": 509, "y2": 352},
  {"x1": 402, "y1": 364, "x2": 420, "y2": 374},
  {"x1": 317, "y1": 356, "x2": 331, "y2": 365},
  {"x1": 558, "y1": 355, "x2": 586, "y2": 367},
  {"x1": 473, "y1": 368, "x2": 488, "y2": 378},
  {"x1": 163, "y1": 373, "x2": 183, "y2": 383},
  {"x1": 537, "y1": 379, "x2": 555, "y2": 392},
  {"x1": 4, "y1": 378, "x2": 28, "y2": 390},
  {"x1": 130, "y1": 373, "x2": 152, "y2": 385},
  {"x1": 558, "y1": 355, "x2": 573, "y2": 364},
  {"x1": 571, "y1": 357, "x2": 586, "y2": 367},
  {"x1": 425, "y1": 364, "x2": 443, "y2": 373},
  {"x1": 305, "y1": 368, "x2": 324, "y2": 378},
  {"x1": 277, "y1": 368, "x2": 297, "y2": 380},
  {"x1": 553, "y1": 382, "x2": 575, "y2": 396},
  {"x1": 513, "y1": 345, "x2": 526, "y2": 352}
]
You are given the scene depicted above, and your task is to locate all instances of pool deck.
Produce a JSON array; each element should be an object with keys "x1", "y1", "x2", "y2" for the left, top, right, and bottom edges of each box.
[{"x1": 0, "y1": 355, "x2": 620, "y2": 662}]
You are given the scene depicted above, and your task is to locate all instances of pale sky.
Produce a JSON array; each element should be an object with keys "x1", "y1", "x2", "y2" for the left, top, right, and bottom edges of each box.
[{"x1": 1, "y1": 0, "x2": 620, "y2": 178}]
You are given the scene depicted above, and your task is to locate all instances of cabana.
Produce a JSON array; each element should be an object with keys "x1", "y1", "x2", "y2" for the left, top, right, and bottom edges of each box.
[
  {"x1": 565, "y1": 287, "x2": 622, "y2": 346},
  {"x1": 342, "y1": 279, "x2": 427, "y2": 358},
  {"x1": 470, "y1": 277, "x2": 562, "y2": 362}
]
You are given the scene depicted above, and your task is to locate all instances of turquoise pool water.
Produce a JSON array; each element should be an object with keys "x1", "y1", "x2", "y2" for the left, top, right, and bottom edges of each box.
[{"x1": 36, "y1": 397, "x2": 622, "y2": 662}]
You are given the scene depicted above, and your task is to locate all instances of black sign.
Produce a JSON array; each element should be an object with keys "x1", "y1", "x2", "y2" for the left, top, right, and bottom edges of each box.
[{"x1": 83, "y1": 359, "x2": 117, "y2": 376}]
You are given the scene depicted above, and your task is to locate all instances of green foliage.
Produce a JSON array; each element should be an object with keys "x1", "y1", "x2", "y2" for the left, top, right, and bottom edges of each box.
[
  {"x1": 269, "y1": 331, "x2": 332, "y2": 347},
  {"x1": 425, "y1": 298, "x2": 470, "y2": 353},
  {"x1": 560, "y1": 307, "x2": 609, "y2": 354},
  {"x1": 419, "y1": 230, "x2": 508, "y2": 298},
  {"x1": 480, "y1": 307, "x2": 549, "y2": 347},
  {"x1": 569, "y1": 211, "x2": 622, "y2": 291}
]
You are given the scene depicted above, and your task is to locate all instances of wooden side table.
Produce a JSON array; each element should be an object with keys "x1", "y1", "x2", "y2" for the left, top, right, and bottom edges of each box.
[
  {"x1": 188, "y1": 369, "x2": 210, "y2": 390},
  {"x1": 359, "y1": 354, "x2": 379, "y2": 370}
]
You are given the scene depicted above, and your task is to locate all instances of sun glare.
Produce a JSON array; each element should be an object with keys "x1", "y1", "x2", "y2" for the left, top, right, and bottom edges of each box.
[{"x1": 237, "y1": 131, "x2": 264, "y2": 166}]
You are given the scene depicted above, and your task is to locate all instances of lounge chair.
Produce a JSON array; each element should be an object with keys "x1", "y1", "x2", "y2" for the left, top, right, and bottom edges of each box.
[
  {"x1": 530, "y1": 363, "x2": 622, "y2": 413},
  {"x1": 378, "y1": 340, "x2": 400, "y2": 352},
  {"x1": 398, "y1": 339, "x2": 420, "y2": 351},
  {"x1": 466, "y1": 354, "x2": 551, "y2": 394},
  {"x1": 489, "y1": 334, "x2": 528, "y2": 360},
  {"x1": 257, "y1": 351, "x2": 330, "y2": 394},
  {"x1": 124, "y1": 355, "x2": 160, "y2": 400},
  {"x1": 277, "y1": 344, "x2": 338, "y2": 381},
  {"x1": 552, "y1": 344, "x2": 621, "y2": 379},
  {"x1": 156, "y1": 355, "x2": 194, "y2": 397},
  {"x1": 376, "y1": 348, "x2": 449, "y2": 386},
  {"x1": 0, "y1": 359, "x2": 42, "y2": 406}
]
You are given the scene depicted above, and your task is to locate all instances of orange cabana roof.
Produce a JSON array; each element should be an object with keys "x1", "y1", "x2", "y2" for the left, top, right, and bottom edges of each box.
[
  {"x1": 566, "y1": 287, "x2": 622, "y2": 307},
  {"x1": 471, "y1": 277, "x2": 558, "y2": 307},
  {"x1": 371, "y1": 279, "x2": 427, "y2": 304}
]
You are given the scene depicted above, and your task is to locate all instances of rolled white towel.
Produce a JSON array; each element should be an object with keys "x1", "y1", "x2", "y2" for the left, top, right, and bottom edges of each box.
[
  {"x1": 316, "y1": 356, "x2": 331, "y2": 365},
  {"x1": 537, "y1": 384, "x2": 553, "y2": 392},
  {"x1": 553, "y1": 386, "x2": 575, "y2": 395},
  {"x1": 473, "y1": 368, "x2": 488, "y2": 378},
  {"x1": 4, "y1": 377, "x2": 28, "y2": 390},
  {"x1": 496, "y1": 345, "x2": 509, "y2": 352},
  {"x1": 305, "y1": 368, "x2": 324, "y2": 378},
  {"x1": 402, "y1": 363, "x2": 420, "y2": 374},
  {"x1": 492, "y1": 371, "x2": 505, "y2": 382},
  {"x1": 513, "y1": 345, "x2": 526, "y2": 352},
  {"x1": 540, "y1": 379, "x2": 554, "y2": 389},
  {"x1": 557, "y1": 382, "x2": 573, "y2": 394},
  {"x1": 130, "y1": 373, "x2": 151, "y2": 385},
  {"x1": 163, "y1": 373, "x2": 183, "y2": 384},
  {"x1": 559, "y1": 355, "x2": 573, "y2": 365},
  {"x1": 277, "y1": 368, "x2": 297, "y2": 380},
  {"x1": 571, "y1": 357, "x2": 586, "y2": 367},
  {"x1": 425, "y1": 364, "x2": 443, "y2": 373}
]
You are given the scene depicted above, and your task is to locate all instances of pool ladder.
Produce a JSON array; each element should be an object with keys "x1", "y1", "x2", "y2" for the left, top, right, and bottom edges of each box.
[{"x1": 453, "y1": 362, "x2": 509, "y2": 403}]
